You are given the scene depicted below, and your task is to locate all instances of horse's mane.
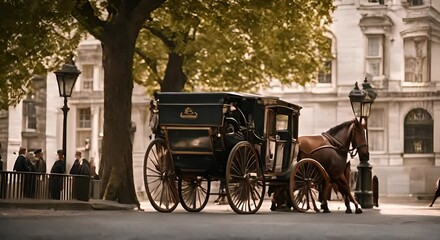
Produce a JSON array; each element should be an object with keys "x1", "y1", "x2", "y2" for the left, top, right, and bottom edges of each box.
[{"x1": 325, "y1": 120, "x2": 353, "y2": 136}]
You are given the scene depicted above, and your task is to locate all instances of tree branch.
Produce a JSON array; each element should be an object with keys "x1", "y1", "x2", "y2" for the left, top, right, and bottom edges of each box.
[
  {"x1": 71, "y1": 0, "x2": 106, "y2": 40},
  {"x1": 131, "y1": 0, "x2": 166, "y2": 29},
  {"x1": 134, "y1": 47, "x2": 163, "y2": 85}
]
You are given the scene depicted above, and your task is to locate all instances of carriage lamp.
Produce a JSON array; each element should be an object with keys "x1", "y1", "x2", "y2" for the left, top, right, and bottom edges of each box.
[
  {"x1": 349, "y1": 77, "x2": 377, "y2": 209},
  {"x1": 55, "y1": 57, "x2": 81, "y2": 173}
]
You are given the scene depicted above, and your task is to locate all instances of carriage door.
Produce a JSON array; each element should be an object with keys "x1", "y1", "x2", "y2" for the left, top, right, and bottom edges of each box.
[{"x1": 266, "y1": 108, "x2": 291, "y2": 172}]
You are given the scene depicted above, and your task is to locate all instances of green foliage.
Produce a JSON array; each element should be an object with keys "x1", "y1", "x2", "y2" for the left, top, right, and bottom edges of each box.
[
  {"x1": 134, "y1": 0, "x2": 334, "y2": 93},
  {"x1": 0, "y1": 0, "x2": 85, "y2": 109}
]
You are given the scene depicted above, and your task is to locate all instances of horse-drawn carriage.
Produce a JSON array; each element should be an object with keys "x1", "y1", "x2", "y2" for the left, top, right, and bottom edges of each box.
[{"x1": 144, "y1": 92, "x2": 366, "y2": 214}]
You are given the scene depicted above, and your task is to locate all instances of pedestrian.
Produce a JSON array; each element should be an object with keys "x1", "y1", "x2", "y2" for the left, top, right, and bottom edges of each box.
[
  {"x1": 24, "y1": 151, "x2": 38, "y2": 198},
  {"x1": 0, "y1": 142, "x2": 6, "y2": 198},
  {"x1": 429, "y1": 178, "x2": 440, "y2": 207},
  {"x1": 13, "y1": 147, "x2": 30, "y2": 198},
  {"x1": 49, "y1": 149, "x2": 65, "y2": 200},
  {"x1": 13, "y1": 147, "x2": 29, "y2": 172},
  {"x1": 70, "y1": 151, "x2": 90, "y2": 201},
  {"x1": 70, "y1": 151, "x2": 90, "y2": 176},
  {"x1": 34, "y1": 149, "x2": 47, "y2": 173}
]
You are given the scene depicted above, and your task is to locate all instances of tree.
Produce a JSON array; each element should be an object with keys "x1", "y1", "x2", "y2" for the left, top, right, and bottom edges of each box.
[
  {"x1": 0, "y1": 0, "x2": 83, "y2": 109},
  {"x1": 71, "y1": 0, "x2": 166, "y2": 205},
  {"x1": 134, "y1": 0, "x2": 334, "y2": 93},
  {"x1": 1, "y1": 0, "x2": 334, "y2": 206}
]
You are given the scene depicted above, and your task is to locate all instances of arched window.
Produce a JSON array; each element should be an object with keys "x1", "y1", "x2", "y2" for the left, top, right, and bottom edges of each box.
[{"x1": 404, "y1": 108, "x2": 433, "y2": 153}]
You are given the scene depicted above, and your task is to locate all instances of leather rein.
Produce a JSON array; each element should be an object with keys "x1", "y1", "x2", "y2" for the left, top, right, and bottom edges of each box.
[{"x1": 319, "y1": 123, "x2": 367, "y2": 159}]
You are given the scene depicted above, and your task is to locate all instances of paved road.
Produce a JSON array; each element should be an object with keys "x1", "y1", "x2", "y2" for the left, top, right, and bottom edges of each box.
[{"x1": 1, "y1": 197, "x2": 439, "y2": 240}]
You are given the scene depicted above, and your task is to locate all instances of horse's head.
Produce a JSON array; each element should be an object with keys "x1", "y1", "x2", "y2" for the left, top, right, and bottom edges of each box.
[{"x1": 350, "y1": 118, "x2": 369, "y2": 161}]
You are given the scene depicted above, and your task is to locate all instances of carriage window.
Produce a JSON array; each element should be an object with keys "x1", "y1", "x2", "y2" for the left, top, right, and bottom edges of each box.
[
  {"x1": 276, "y1": 114, "x2": 288, "y2": 131},
  {"x1": 404, "y1": 108, "x2": 433, "y2": 153},
  {"x1": 267, "y1": 109, "x2": 276, "y2": 136}
]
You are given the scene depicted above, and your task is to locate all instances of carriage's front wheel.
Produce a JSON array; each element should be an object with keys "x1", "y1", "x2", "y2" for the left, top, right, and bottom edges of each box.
[
  {"x1": 289, "y1": 158, "x2": 330, "y2": 213},
  {"x1": 225, "y1": 141, "x2": 265, "y2": 214},
  {"x1": 178, "y1": 176, "x2": 211, "y2": 212},
  {"x1": 144, "y1": 139, "x2": 179, "y2": 213}
]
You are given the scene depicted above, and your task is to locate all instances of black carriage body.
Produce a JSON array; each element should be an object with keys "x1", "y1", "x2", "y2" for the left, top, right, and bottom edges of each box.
[{"x1": 154, "y1": 92, "x2": 301, "y2": 178}]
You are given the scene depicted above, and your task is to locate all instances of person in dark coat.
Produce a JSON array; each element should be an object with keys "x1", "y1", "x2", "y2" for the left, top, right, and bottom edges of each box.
[
  {"x1": 24, "y1": 151, "x2": 38, "y2": 198},
  {"x1": 429, "y1": 178, "x2": 440, "y2": 207},
  {"x1": 13, "y1": 147, "x2": 29, "y2": 172},
  {"x1": 49, "y1": 150, "x2": 65, "y2": 200},
  {"x1": 70, "y1": 151, "x2": 90, "y2": 201},
  {"x1": 34, "y1": 149, "x2": 46, "y2": 173},
  {"x1": 13, "y1": 147, "x2": 31, "y2": 198}
]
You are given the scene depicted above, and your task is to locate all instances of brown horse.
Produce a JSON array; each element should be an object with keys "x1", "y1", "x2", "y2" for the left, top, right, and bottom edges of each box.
[{"x1": 297, "y1": 118, "x2": 368, "y2": 214}]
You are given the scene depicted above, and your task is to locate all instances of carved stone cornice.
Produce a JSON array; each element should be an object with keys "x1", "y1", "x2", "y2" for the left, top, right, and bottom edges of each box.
[{"x1": 359, "y1": 13, "x2": 394, "y2": 36}]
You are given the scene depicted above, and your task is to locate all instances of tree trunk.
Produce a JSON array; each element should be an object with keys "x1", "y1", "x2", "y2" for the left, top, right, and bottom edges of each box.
[
  {"x1": 99, "y1": 23, "x2": 138, "y2": 205},
  {"x1": 161, "y1": 52, "x2": 187, "y2": 92}
]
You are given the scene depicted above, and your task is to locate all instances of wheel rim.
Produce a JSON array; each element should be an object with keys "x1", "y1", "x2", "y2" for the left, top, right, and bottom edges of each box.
[
  {"x1": 226, "y1": 142, "x2": 265, "y2": 214},
  {"x1": 144, "y1": 139, "x2": 179, "y2": 212},
  {"x1": 179, "y1": 176, "x2": 211, "y2": 212},
  {"x1": 290, "y1": 159, "x2": 327, "y2": 213}
]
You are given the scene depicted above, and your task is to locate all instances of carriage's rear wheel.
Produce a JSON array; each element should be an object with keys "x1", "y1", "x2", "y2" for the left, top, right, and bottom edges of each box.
[
  {"x1": 225, "y1": 141, "x2": 265, "y2": 214},
  {"x1": 178, "y1": 176, "x2": 211, "y2": 212},
  {"x1": 289, "y1": 158, "x2": 329, "y2": 213},
  {"x1": 143, "y1": 139, "x2": 179, "y2": 213}
]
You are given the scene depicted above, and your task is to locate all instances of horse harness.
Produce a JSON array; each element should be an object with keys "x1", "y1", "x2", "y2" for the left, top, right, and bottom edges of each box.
[{"x1": 307, "y1": 122, "x2": 365, "y2": 159}]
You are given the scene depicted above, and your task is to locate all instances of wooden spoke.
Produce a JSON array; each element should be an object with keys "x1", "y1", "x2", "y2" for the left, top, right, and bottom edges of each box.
[
  {"x1": 178, "y1": 176, "x2": 211, "y2": 212},
  {"x1": 225, "y1": 141, "x2": 265, "y2": 214},
  {"x1": 143, "y1": 139, "x2": 179, "y2": 213}
]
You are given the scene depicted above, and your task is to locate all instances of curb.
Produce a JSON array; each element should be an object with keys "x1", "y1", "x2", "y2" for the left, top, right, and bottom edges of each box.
[{"x1": 0, "y1": 199, "x2": 136, "y2": 211}]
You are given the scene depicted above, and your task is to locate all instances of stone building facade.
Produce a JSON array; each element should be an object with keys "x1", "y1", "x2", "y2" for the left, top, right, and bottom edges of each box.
[{"x1": 264, "y1": 0, "x2": 440, "y2": 196}]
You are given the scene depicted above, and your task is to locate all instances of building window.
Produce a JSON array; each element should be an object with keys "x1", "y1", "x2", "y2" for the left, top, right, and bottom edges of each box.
[
  {"x1": 404, "y1": 37, "x2": 428, "y2": 83},
  {"x1": 23, "y1": 99, "x2": 37, "y2": 130},
  {"x1": 77, "y1": 108, "x2": 91, "y2": 151},
  {"x1": 78, "y1": 108, "x2": 91, "y2": 128},
  {"x1": 317, "y1": 61, "x2": 332, "y2": 84},
  {"x1": 368, "y1": 0, "x2": 384, "y2": 4},
  {"x1": 368, "y1": 109, "x2": 385, "y2": 152},
  {"x1": 81, "y1": 65, "x2": 94, "y2": 91},
  {"x1": 316, "y1": 37, "x2": 333, "y2": 84},
  {"x1": 408, "y1": 0, "x2": 423, "y2": 6},
  {"x1": 365, "y1": 35, "x2": 383, "y2": 78},
  {"x1": 404, "y1": 108, "x2": 433, "y2": 153}
]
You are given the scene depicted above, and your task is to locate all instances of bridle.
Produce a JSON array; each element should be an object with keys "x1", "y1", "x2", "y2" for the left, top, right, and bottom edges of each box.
[{"x1": 348, "y1": 122, "x2": 368, "y2": 158}]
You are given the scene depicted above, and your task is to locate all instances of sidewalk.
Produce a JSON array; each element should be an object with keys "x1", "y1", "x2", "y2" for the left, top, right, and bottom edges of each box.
[
  {"x1": 0, "y1": 199, "x2": 137, "y2": 211},
  {"x1": 1, "y1": 195, "x2": 437, "y2": 214}
]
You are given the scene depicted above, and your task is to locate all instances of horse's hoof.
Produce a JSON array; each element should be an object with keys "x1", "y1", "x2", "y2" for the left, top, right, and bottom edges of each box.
[
  {"x1": 323, "y1": 209, "x2": 331, "y2": 213},
  {"x1": 270, "y1": 204, "x2": 277, "y2": 211},
  {"x1": 345, "y1": 209, "x2": 352, "y2": 214},
  {"x1": 355, "y1": 208, "x2": 363, "y2": 214}
]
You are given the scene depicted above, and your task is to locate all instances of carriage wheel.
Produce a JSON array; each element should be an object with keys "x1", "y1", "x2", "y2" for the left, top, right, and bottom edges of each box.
[
  {"x1": 225, "y1": 141, "x2": 265, "y2": 214},
  {"x1": 143, "y1": 139, "x2": 179, "y2": 213},
  {"x1": 178, "y1": 176, "x2": 211, "y2": 212},
  {"x1": 289, "y1": 158, "x2": 329, "y2": 213}
]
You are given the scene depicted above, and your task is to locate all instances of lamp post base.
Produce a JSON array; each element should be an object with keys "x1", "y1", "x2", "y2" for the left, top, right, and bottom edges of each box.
[
  {"x1": 355, "y1": 190, "x2": 374, "y2": 208},
  {"x1": 355, "y1": 160, "x2": 374, "y2": 208}
]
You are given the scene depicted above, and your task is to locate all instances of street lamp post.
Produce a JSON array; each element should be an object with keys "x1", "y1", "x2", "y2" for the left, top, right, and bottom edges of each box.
[
  {"x1": 348, "y1": 77, "x2": 377, "y2": 208},
  {"x1": 55, "y1": 58, "x2": 81, "y2": 173}
]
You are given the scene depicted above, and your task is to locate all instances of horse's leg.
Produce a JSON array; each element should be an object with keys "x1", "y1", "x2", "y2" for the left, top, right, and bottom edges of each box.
[
  {"x1": 270, "y1": 187, "x2": 278, "y2": 211},
  {"x1": 429, "y1": 195, "x2": 438, "y2": 207},
  {"x1": 335, "y1": 176, "x2": 360, "y2": 214},
  {"x1": 320, "y1": 182, "x2": 331, "y2": 213},
  {"x1": 336, "y1": 176, "x2": 363, "y2": 214}
]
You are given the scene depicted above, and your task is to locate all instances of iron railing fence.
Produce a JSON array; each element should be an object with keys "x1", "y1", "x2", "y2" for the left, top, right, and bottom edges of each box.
[{"x1": 0, "y1": 171, "x2": 91, "y2": 201}]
